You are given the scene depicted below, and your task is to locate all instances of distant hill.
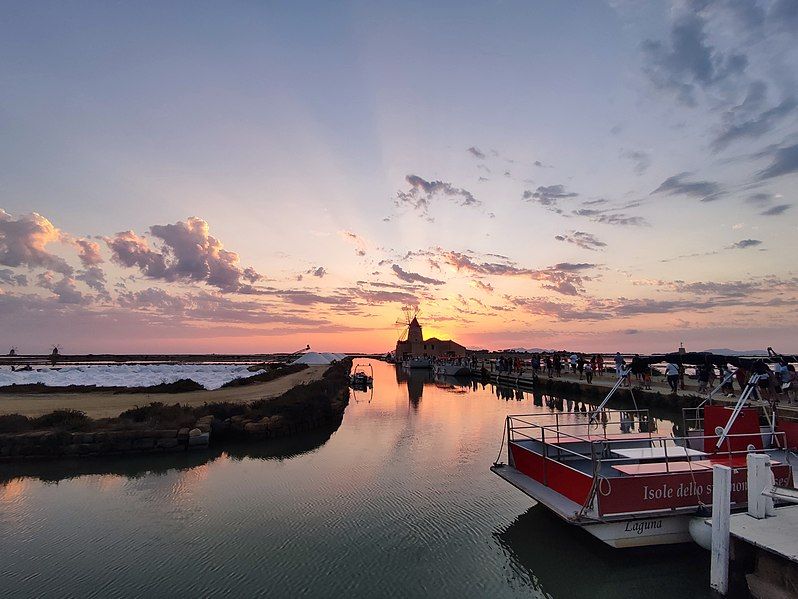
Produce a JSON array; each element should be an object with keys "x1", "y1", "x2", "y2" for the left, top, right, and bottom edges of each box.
[{"x1": 702, "y1": 348, "x2": 766, "y2": 356}]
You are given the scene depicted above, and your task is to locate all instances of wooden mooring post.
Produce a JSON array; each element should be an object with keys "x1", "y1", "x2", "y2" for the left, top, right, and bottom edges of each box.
[{"x1": 711, "y1": 464, "x2": 732, "y2": 595}]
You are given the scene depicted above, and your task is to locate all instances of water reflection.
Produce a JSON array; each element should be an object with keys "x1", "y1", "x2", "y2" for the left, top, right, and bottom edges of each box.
[
  {"x1": 0, "y1": 423, "x2": 342, "y2": 486},
  {"x1": 495, "y1": 508, "x2": 710, "y2": 599},
  {"x1": 0, "y1": 359, "x2": 701, "y2": 599}
]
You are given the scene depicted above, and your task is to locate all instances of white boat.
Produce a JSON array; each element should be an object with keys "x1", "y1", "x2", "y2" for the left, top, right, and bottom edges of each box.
[
  {"x1": 434, "y1": 362, "x2": 471, "y2": 377},
  {"x1": 402, "y1": 357, "x2": 433, "y2": 369}
]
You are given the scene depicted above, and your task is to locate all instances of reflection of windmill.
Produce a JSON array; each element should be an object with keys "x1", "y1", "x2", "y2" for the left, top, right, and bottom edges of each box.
[{"x1": 395, "y1": 306, "x2": 419, "y2": 341}]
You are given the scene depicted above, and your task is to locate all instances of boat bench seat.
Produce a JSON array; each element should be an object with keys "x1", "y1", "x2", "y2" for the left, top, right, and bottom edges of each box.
[
  {"x1": 611, "y1": 461, "x2": 712, "y2": 476},
  {"x1": 692, "y1": 456, "x2": 781, "y2": 468}
]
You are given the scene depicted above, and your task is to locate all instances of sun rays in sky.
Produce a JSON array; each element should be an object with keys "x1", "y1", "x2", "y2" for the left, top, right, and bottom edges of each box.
[{"x1": 1, "y1": 1, "x2": 797, "y2": 353}]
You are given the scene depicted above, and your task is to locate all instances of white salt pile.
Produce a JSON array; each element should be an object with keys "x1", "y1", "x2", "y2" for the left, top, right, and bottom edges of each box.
[{"x1": 0, "y1": 364, "x2": 260, "y2": 391}]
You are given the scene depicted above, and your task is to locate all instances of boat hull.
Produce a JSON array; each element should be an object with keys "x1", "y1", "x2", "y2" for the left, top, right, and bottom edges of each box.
[
  {"x1": 491, "y1": 463, "x2": 694, "y2": 548},
  {"x1": 583, "y1": 516, "x2": 692, "y2": 548}
]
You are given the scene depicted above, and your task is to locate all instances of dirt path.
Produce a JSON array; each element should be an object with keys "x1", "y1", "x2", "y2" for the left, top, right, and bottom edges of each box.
[{"x1": 0, "y1": 366, "x2": 328, "y2": 419}]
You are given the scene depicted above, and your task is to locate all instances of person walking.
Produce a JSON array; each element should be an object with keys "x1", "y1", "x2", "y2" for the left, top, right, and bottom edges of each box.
[
  {"x1": 614, "y1": 352, "x2": 624, "y2": 377},
  {"x1": 665, "y1": 362, "x2": 679, "y2": 393},
  {"x1": 596, "y1": 354, "x2": 604, "y2": 378},
  {"x1": 585, "y1": 361, "x2": 593, "y2": 384}
]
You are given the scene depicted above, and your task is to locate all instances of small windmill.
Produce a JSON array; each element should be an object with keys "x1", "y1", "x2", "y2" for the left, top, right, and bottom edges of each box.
[
  {"x1": 8, "y1": 346, "x2": 17, "y2": 357},
  {"x1": 50, "y1": 344, "x2": 62, "y2": 366},
  {"x1": 395, "y1": 305, "x2": 419, "y2": 341}
]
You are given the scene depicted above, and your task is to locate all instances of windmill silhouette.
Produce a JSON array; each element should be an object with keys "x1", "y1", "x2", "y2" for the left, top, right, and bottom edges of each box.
[
  {"x1": 8, "y1": 346, "x2": 17, "y2": 357},
  {"x1": 395, "y1": 306, "x2": 420, "y2": 341}
]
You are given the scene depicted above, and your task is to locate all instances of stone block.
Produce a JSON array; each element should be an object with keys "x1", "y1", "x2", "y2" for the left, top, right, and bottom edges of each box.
[
  {"x1": 188, "y1": 432, "x2": 209, "y2": 447},
  {"x1": 156, "y1": 438, "x2": 180, "y2": 449}
]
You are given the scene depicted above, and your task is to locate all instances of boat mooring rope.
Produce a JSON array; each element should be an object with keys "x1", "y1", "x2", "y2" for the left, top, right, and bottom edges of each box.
[{"x1": 493, "y1": 420, "x2": 508, "y2": 467}]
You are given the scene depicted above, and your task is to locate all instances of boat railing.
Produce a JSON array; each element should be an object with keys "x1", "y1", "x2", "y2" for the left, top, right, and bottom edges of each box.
[{"x1": 507, "y1": 412, "x2": 789, "y2": 477}]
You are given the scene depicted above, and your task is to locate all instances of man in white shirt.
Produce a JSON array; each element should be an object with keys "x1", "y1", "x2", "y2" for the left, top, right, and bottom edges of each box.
[{"x1": 665, "y1": 362, "x2": 679, "y2": 393}]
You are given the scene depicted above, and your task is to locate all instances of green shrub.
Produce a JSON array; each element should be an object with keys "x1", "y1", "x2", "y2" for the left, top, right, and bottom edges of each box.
[{"x1": 31, "y1": 409, "x2": 92, "y2": 431}]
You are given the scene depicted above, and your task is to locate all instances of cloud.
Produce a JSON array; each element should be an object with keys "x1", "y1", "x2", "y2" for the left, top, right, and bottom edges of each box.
[
  {"x1": 467, "y1": 146, "x2": 486, "y2": 159},
  {"x1": 441, "y1": 250, "x2": 594, "y2": 296},
  {"x1": 396, "y1": 175, "x2": 480, "y2": 218},
  {"x1": 712, "y1": 87, "x2": 797, "y2": 152},
  {"x1": 0, "y1": 209, "x2": 72, "y2": 274},
  {"x1": 105, "y1": 217, "x2": 262, "y2": 292},
  {"x1": 471, "y1": 279, "x2": 494, "y2": 293},
  {"x1": 339, "y1": 230, "x2": 367, "y2": 256},
  {"x1": 756, "y1": 143, "x2": 798, "y2": 180},
  {"x1": 591, "y1": 213, "x2": 648, "y2": 226},
  {"x1": 769, "y1": 0, "x2": 798, "y2": 33},
  {"x1": 620, "y1": 149, "x2": 651, "y2": 175},
  {"x1": 306, "y1": 266, "x2": 327, "y2": 278},
  {"x1": 0, "y1": 268, "x2": 27, "y2": 286},
  {"x1": 555, "y1": 230, "x2": 607, "y2": 251},
  {"x1": 391, "y1": 264, "x2": 445, "y2": 286},
  {"x1": 523, "y1": 185, "x2": 578, "y2": 213},
  {"x1": 36, "y1": 272, "x2": 87, "y2": 304},
  {"x1": 651, "y1": 172, "x2": 725, "y2": 202},
  {"x1": 641, "y1": 10, "x2": 748, "y2": 106},
  {"x1": 760, "y1": 204, "x2": 791, "y2": 216},
  {"x1": 746, "y1": 192, "x2": 773, "y2": 204},
  {"x1": 71, "y1": 237, "x2": 104, "y2": 267},
  {"x1": 728, "y1": 239, "x2": 762, "y2": 249},
  {"x1": 75, "y1": 265, "x2": 109, "y2": 296}
]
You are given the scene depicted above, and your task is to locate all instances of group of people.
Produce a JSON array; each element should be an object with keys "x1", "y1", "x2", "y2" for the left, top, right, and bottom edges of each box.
[{"x1": 489, "y1": 351, "x2": 797, "y2": 402}]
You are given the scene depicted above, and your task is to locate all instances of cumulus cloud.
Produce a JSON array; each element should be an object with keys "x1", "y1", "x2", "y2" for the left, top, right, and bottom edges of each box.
[
  {"x1": 467, "y1": 146, "x2": 486, "y2": 159},
  {"x1": 391, "y1": 264, "x2": 445, "y2": 286},
  {"x1": 105, "y1": 217, "x2": 263, "y2": 292},
  {"x1": 0, "y1": 268, "x2": 27, "y2": 286},
  {"x1": 37, "y1": 271, "x2": 87, "y2": 304},
  {"x1": 0, "y1": 209, "x2": 71, "y2": 274},
  {"x1": 306, "y1": 266, "x2": 327, "y2": 278},
  {"x1": 641, "y1": 10, "x2": 748, "y2": 106},
  {"x1": 555, "y1": 231, "x2": 607, "y2": 251},
  {"x1": 396, "y1": 175, "x2": 480, "y2": 218},
  {"x1": 75, "y1": 265, "x2": 108, "y2": 294},
  {"x1": 651, "y1": 172, "x2": 725, "y2": 202},
  {"x1": 70, "y1": 237, "x2": 104, "y2": 267}
]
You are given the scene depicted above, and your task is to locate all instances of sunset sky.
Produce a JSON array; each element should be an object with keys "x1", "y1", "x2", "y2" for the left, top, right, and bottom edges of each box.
[{"x1": 1, "y1": 1, "x2": 797, "y2": 354}]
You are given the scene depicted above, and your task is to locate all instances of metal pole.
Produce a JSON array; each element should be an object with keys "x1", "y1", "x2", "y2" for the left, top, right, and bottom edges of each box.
[{"x1": 710, "y1": 464, "x2": 731, "y2": 596}]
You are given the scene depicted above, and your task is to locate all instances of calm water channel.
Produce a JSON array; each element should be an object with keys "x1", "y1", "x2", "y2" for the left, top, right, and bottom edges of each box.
[{"x1": 0, "y1": 359, "x2": 711, "y2": 598}]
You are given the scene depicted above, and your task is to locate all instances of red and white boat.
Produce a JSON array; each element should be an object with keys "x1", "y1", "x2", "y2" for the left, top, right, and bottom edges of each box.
[{"x1": 491, "y1": 375, "x2": 797, "y2": 548}]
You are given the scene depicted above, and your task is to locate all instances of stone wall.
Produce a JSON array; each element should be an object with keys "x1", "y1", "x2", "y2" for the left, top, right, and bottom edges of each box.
[{"x1": 0, "y1": 423, "x2": 210, "y2": 460}]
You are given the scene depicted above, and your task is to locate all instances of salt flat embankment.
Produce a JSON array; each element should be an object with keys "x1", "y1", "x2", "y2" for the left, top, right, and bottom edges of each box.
[{"x1": 0, "y1": 366, "x2": 327, "y2": 418}]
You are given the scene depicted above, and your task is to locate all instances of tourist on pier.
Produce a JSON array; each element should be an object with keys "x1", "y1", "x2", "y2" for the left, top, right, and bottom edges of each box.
[
  {"x1": 643, "y1": 366, "x2": 652, "y2": 390},
  {"x1": 721, "y1": 365, "x2": 735, "y2": 396},
  {"x1": 584, "y1": 361, "x2": 593, "y2": 384},
  {"x1": 570, "y1": 353, "x2": 578, "y2": 374},
  {"x1": 577, "y1": 355, "x2": 584, "y2": 380},
  {"x1": 554, "y1": 354, "x2": 562, "y2": 377},
  {"x1": 697, "y1": 364, "x2": 709, "y2": 393},
  {"x1": 596, "y1": 354, "x2": 604, "y2": 378},
  {"x1": 665, "y1": 362, "x2": 679, "y2": 393},
  {"x1": 614, "y1": 352, "x2": 623, "y2": 376},
  {"x1": 545, "y1": 355, "x2": 553, "y2": 378}
]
